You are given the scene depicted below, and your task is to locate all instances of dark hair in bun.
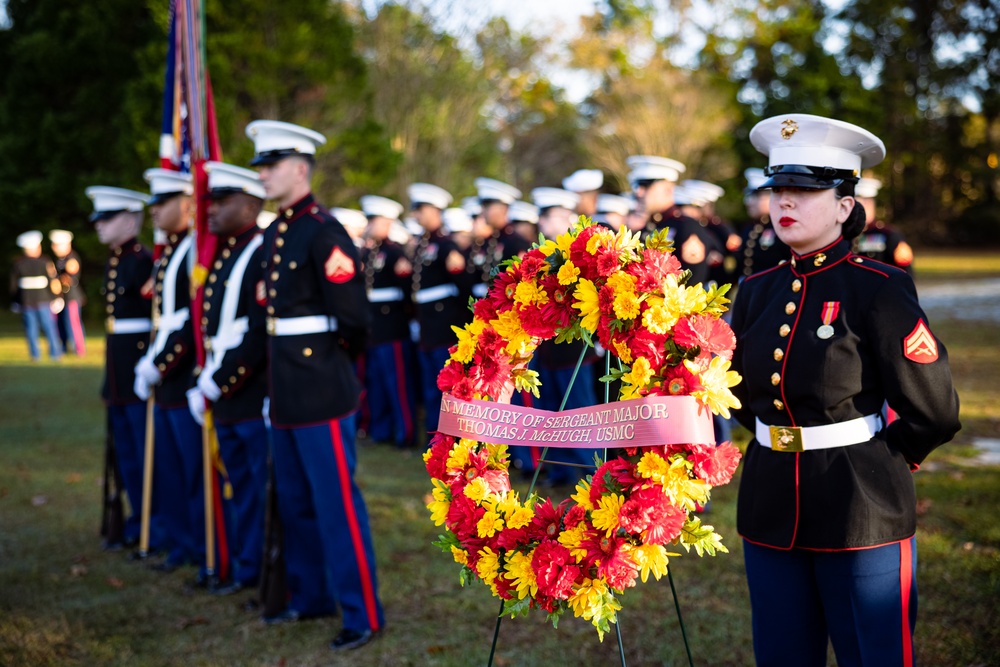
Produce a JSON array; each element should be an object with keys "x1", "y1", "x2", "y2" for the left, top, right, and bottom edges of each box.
[{"x1": 835, "y1": 180, "x2": 866, "y2": 241}]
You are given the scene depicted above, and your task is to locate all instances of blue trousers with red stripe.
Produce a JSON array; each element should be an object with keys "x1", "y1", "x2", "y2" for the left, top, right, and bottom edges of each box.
[
  {"x1": 743, "y1": 537, "x2": 918, "y2": 667},
  {"x1": 153, "y1": 405, "x2": 205, "y2": 567},
  {"x1": 365, "y1": 340, "x2": 416, "y2": 447},
  {"x1": 216, "y1": 419, "x2": 268, "y2": 587},
  {"x1": 56, "y1": 299, "x2": 86, "y2": 356},
  {"x1": 271, "y1": 414, "x2": 384, "y2": 633}
]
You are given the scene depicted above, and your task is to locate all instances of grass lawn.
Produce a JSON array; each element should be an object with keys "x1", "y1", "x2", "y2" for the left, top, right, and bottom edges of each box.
[{"x1": 1, "y1": 258, "x2": 998, "y2": 666}]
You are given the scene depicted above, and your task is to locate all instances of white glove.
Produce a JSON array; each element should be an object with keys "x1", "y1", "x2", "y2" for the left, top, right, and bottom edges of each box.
[
  {"x1": 197, "y1": 370, "x2": 222, "y2": 402},
  {"x1": 133, "y1": 355, "x2": 160, "y2": 401},
  {"x1": 186, "y1": 387, "x2": 206, "y2": 426},
  {"x1": 409, "y1": 320, "x2": 420, "y2": 343},
  {"x1": 262, "y1": 396, "x2": 270, "y2": 428}
]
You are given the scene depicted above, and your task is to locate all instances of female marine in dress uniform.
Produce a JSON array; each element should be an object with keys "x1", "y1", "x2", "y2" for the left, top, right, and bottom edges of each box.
[{"x1": 730, "y1": 114, "x2": 960, "y2": 666}]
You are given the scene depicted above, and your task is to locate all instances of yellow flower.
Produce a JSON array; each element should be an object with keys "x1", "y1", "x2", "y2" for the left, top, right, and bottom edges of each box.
[
  {"x1": 463, "y1": 476, "x2": 490, "y2": 503},
  {"x1": 514, "y1": 280, "x2": 549, "y2": 307},
  {"x1": 571, "y1": 479, "x2": 594, "y2": 511},
  {"x1": 558, "y1": 522, "x2": 589, "y2": 562},
  {"x1": 477, "y1": 511, "x2": 505, "y2": 538},
  {"x1": 638, "y1": 454, "x2": 710, "y2": 509},
  {"x1": 585, "y1": 228, "x2": 615, "y2": 255},
  {"x1": 572, "y1": 279, "x2": 601, "y2": 333},
  {"x1": 506, "y1": 506, "x2": 535, "y2": 530},
  {"x1": 641, "y1": 295, "x2": 677, "y2": 334},
  {"x1": 611, "y1": 338, "x2": 633, "y2": 364},
  {"x1": 613, "y1": 291, "x2": 641, "y2": 321},
  {"x1": 636, "y1": 451, "x2": 670, "y2": 483},
  {"x1": 450, "y1": 320, "x2": 484, "y2": 364},
  {"x1": 661, "y1": 274, "x2": 707, "y2": 317},
  {"x1": 620, "y1": 357, "x2": 654, "y2": 399},
  {"x1": 427, "y1": 478, "x2": 451, "y2": 526},
  {"x1": 591, "y1": 493, "x2": 625, "y2": 536},
  {"x1": 446, "y1": 439, "x2": 476, "y2": 471},
  {"x1": 490, "y1": 309, "x2": 533, "y2": 356},
  {"x1": 626, "y1": 543, "x2": 670, "y2": 583},
  {"x1": 451, "y1": 545, "x2": 469, "y2": 567},
  {"x1": 613, "y1": 226, "x2": 644, "y2": 259},
  {"x1": 476, "y1": 547, "x2": 501, "y2": 584},
  {"x1": 567, "y1": 578, "x2": 621, "y2": 641},
  {"x1": 557, "y1": 260, "x2": 581, "y2": 285},
  {"x1": 687, "y1": 356, "x2": 742, "y2": 419},
  {"x1": 504, "y1": 550, "x2": 538, "y2": 600},
  {"x1": 495, "y1": 490, "x2": 522, "y2": 517}
]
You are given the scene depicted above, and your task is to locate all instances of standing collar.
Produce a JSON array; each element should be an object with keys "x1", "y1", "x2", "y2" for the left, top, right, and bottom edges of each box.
[
  {"x1": 789, "y1": 237, "x2": 850, "y2": 276},
  {"x1": 277, "y1": 193, "x2": 316, "y2": 221}
]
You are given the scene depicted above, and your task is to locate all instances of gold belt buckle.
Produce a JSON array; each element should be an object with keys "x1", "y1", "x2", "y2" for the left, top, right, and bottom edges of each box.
[
  {"x1": 266, "y1": 317, "x2": 277, "y2": 336},
  {"x1": 769, "y1": 425, "x2": 804, "y2": 452},
  {"x1": 105, "y1": 316, "x2": 115, "y2": 334}
]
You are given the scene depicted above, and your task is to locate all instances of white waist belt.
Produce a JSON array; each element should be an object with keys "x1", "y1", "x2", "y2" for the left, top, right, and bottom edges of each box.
[
  {"x1": 471, "y1": 283, "x2": 488, "y2": 298},
  {"x1": 414, "y1": 283, "x2": 459, "y2": 304},
  {"x1": 158, "y1": 307, "x2": 190, "y2": 333},
  {"x1": 267, "y1": 315, "x2": 338, "y2": 336},
  {"x1": 755, "y1": 414, "x2": 882, "y2": 453},
  {"x1": 18, "y1": 276, "x2": 50, "y2": 290},
  {"x1": 369, "y1": 287, "x2": 404, "y2": 303},
  {"x1": 106, "y1": 317, "x2": 152, "y2": 334}
]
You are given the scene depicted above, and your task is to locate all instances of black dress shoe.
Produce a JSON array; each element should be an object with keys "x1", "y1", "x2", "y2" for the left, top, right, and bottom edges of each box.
[
  {"x1": 261, "y1": 608, "x2": 300, "y2": 625},
  {"x1": 330, "y1": 628, "x2": 375, "y2": 651},
  {"x1": 212, "y1": 580, "x2": 250, "y2": 596},
  {"x1": 149, "y1": 560, "x2": 181, "y2": 573}
]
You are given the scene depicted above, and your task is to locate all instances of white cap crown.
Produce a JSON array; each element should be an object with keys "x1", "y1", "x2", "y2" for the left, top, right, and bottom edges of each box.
[
  {"x1": 626, "y1": 155, "x2": 686, "y2": 185},
  {"x1": 595, "y1": 193, "x2": 632, "y2": 216},
  {"x1": 246, "y1": 120, "x2": 326, "y2": 165},
  {"x1": 49, "y1": 229, "x2": 74, "y2": 244},
  {"x1": 475, "y1": 177, "x2": 521, "y2": 204},
  {"x1": 443, "y1": 207, "x2": 473, "y2": 233},
  {"x1": 531, "y1": 187, "x2": 580, "y2": 212},
  {"x1": 331, "y1": 208, "x2": 368, "y2": 234},
  {"x1": 750, "y1": 114, "x2": 886, "y2": 175},
  {"x1": 205, "y1": 162, "x2": 266, "y2": 199},
  {"x1": 16, "y1": 230, "x2": 43, "y2": 249},
  {"x1": 855, "y1": 177, "x2": 883, "y2": 198},
  {"x1": 359, "y1": 195, "x2": 404, "y2": 220},
  {"x1": 407, "y1": 183, "x2": 453, "y2": 210},
  {"x1": 86, "y1": 186, "x2": 150, "y2": 220},
  {"x1": 562, "y1": 168, "x2": 603, "y2": 193}
]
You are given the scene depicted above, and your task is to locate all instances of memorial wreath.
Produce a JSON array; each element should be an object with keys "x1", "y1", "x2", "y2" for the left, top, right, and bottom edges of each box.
[{"x1": 425, "y1": 219, "x2": 743, "y2": 638}]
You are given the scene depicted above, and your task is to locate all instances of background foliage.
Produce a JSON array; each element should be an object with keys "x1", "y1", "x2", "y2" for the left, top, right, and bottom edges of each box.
[{"x1": 1, "y1": 0, "x2": 997, "y2": 311}]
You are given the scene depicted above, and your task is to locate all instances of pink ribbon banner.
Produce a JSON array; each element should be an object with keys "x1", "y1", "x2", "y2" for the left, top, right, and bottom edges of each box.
[{"x1": 437, "y1": 394, "x2": 715, "y2": 449}]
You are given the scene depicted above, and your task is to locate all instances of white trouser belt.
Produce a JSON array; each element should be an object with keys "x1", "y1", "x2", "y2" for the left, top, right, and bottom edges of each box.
[
  {"x1": 756, "y1": 415, "x2": 882, "y2": 452},
  {"x1": 267, "y1": 315, "x2": 338, "y2": 336},
  {"x1": 414, "y1": 283, "x2": 459, "y2": 304},
  {"x1": 471, "y1": 283, "x2": 488, "y2": 298},
  {"x1": 368, "y1": 287, "x2": 404, "y2": 303},
  {"x1": 106, "y1": 317, "x2": 153, "y2": 335},
  {"x1": 19, "y1": 276, "x2": 50, "y2": 289}
]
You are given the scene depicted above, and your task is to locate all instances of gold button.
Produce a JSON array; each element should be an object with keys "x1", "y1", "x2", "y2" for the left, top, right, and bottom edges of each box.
[
  {"x1": 209, "y1": 274, "x2": 217, "y2": 283},
  {"x1": 205, "y1": 288, "x2": 213, "y2": 297},
  {"x1": 773, "y1": 348, "x2": 784, "y2": 361},
  {"x1": 117, "y1": 287, "x2": 124, "y2": 295},
  {"x1": 106, "y1": 305, "x2": 114, "y2": 314},
  {"x1": 288, "y1": 261, "x2": 297, "y2": 270},
  {"x1": 109, "y1": 270, "x2": 117, "y2": 279},
  {"x1": 267, "y1": 306, "x2": 275, "y2": 315},
  {"x1": 268, "y1": 289, "x2": 277, "y2": 298},
  {"x1": 238, "y1": 366, "x2": 246, "y2": 375},
  {"x1": 311, "y1": 206, "x2": 319, "y2": 214},
  {"x1": 214, "y1": 260, "x2": 223, "y2": 270},
  {"x1": 157, "y1": 270, "x2": 165, "y2": 279},
  {"x1": 108, "y1": 294, "x2": 116, "y2": 302},
  {"x1": 222, "y1": 386, "x2": 230, "y2": 394},
  {"x1": 204, "y1": 303, "x2": 211, "y2": 311},
  {"x1": 166, "y1": 353, "x2": 175, "y2": 362},
  {"x1": 283, "y1": 210, "x2": 292, "y2": 219},
  {"x1": 774, "y1": 399, "x2": 784, "y2": 410},
  {"x1": 302, "y1": 347, "x2": 313, "y2": 357},
  {"x1": 158, "y1": 363, "x2": 167, "y2": 371},
  {"x1": 202, "y1": 317, "x2": 209, "y2": 326},
  {"x1": 221, "y1": 249, "x2": 231, "y2": 259},
  {"x1": 813, "y1": 253, "x2": 826, "y2": 267},
  {"x1": 771, "y1": 373, "x2": 781, "y2": 386},
  {"x1": 273, "y1": 255, "x2": 281, "y2": 264},
  {"x1": 229, "y1": 376, "x2": 237, "y2": 384},
  {"x1": 107, "y1": 282, "x2": 115, "y2": 290},
  {"x1": 228, "y1": 236, "x2": 237, "y2": 247},
  {"x1": 138, "y1": 341, "x2": 145, "y2": 350},
  {"x1": 276, "y1": 238, "x2": 285, "y2": 247},
  {"x1": 785, "y1": 302, "x2": 796, "y2": 315},
  {"x1": 779, "y1": 324, "x2": 790, "y2": 337},
  {"x1": 110, "y1": 258, "x2": 119, "y2": 267},
  {"x1": 853, "y1": 257, "x2": 864, "y2": 263},
  {"x1": 271, "y1": 271, "x2": 279, "y2": 281},
  {"x1": 791, "y1": 279, "x2": 801, "y2": 292},
  {"x1": 174, "y1": 344, "x2": 182, "y2": 353}
]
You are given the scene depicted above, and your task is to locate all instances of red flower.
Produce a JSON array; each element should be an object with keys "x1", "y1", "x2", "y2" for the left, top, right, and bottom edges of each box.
[
  {"x1": 638, "y1": 494, "x2": 687, "y2": 546},
  {"x1": 519, "y1": 251, "x2": 546, "y2": 278},
  {"x1": 470, "y1": 347, "x2": 514, "y2": 399},
  {"x1": 654, "y1": 363, "x2": 704, "y2": 397},
  {"x1": 596, "y1": 250, "x2": 620, "y2": 277},
  {"x1": 686, "y1": 442, "x2": 742, "y2": 486},
  {"x1": 487, "y1": 271, "x2": 518, "y2": 313},
  {"x1": 519, "y1": 304, "x2": 558, "y2": 339},
  {"x1": 569, "y1": 226, "x2": 601, "y2": 276},
  {"x1": 529, "y1": 498, "x2": 570, "y2": 542},
  {"x1": 437, "y1": 360, "x2": 468, "y2": 393},
  {"x1": 446, "y1": 493, "x2": 484, "y2": 541},
  {"x1": 538, "y1": 274, "x2": 575, "y2": 330},
  {"x1": 532, "y1": 539, "x2": 581, "y2": 600},
  {"x1": 425, "y1": 433, "x2": 457, "y2": 480},
  {"x1": 450, "y1": 377, "x2": 475, "y2": 400},
  {"x1": 627, "y1": 328, "x2": 669, "y2": 372},
  {"x1": 495, "y1": 526, "x2": 531, "y2": 550},
  {"x1": 580, "y1": 530, "x2": 638, "y2": 590},
  {"x1": 673, "y1": 314, "x2": 736, "y2": 362},
  {"x1": 474, "y1": 296, "x2": 499, "y2": 322},
  {"x1": 626, "y1": 249, "x2": 682, "y2": 292},
  {"x1": 617, "y1": 487, "x2": 676, "y2": 543},
  {"x1": 589, "y1": 459, "x2": 638, "y2": 505}
]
